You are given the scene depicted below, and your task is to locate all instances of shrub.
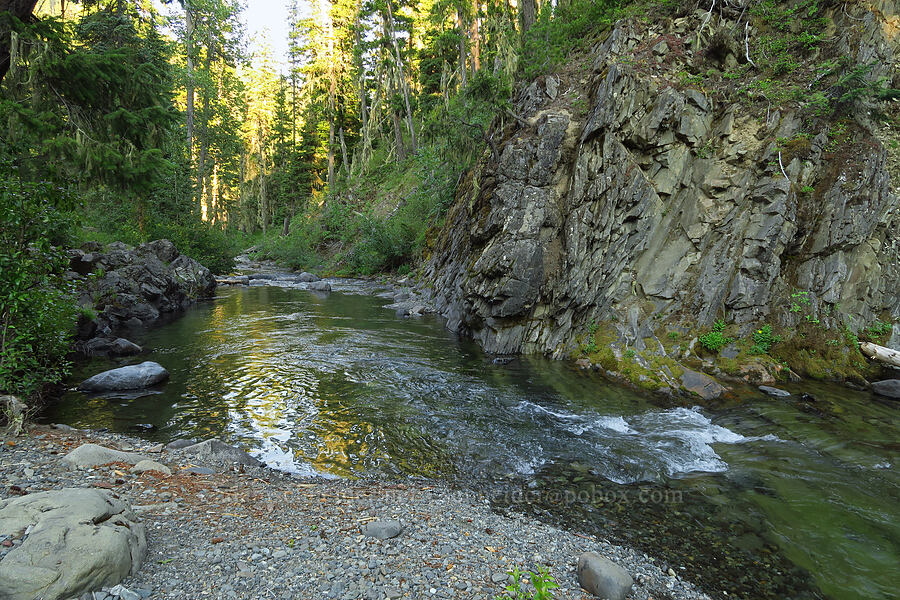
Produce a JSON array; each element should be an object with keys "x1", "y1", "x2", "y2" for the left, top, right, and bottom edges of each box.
[
  {"x1": 495, "y1": 565, "x2": 559, "y2": 600},
  {"x1": 0, "y1": 168, "x2": 77, "y2": 401},
  {"x1": 750, "y1": 324, "x2": 781, "y2": 354},
  {"x1": 698, "y1": 319, "x2": 733, "y2": 353}
]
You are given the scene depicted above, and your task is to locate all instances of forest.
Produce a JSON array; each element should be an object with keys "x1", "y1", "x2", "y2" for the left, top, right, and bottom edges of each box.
[{"x1": 1, "y1": 0, "x2": 625, "y2": 401}]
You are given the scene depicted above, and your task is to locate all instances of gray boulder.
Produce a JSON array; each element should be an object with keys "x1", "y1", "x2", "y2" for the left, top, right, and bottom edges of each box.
[
  {"x1": 576, "y1": 552, "x2": 633, "y2": 600},
  {"x1": 179, "y1": 439, "x2": 262, "y2": 467},
  {"x1": 361, "y1": 519, "x2": 403, "y2": 540},
  {"x1": 680, "y1": 369, "x2": 726, "y2": 401},
  {"x1": 297, "y1": 272, "x2": 320, "y2": 282},
  {"x1": 759, "y1": 385, "x2": 791, "y2": 397},
  {"x1": 79, "y1": 361, "x2": 169, "y2": 392},
  {"x1": 871, "y1": 379, "x2": 900, "y2": 399},
  {"x1": 110, "y1": 338, "x2": 142, "y2": 356},
  {"x1": 0, "y1": 488, "x2": 146, "y2": 600},
  {"x1": 61, "y1": 443, "x2": 150, "y2": 469},
  {"x1": 308, "y1": 280, "x2": 331, "y2": 292}
]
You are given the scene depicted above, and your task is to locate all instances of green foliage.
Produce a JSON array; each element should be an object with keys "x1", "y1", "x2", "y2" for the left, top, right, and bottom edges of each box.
[
  {"x1": 750, "y1": 324, "x2": 781, "y2": 355},
  {"x1": 698, "y1": 319, "x2": 733, "y2": 353},
  {"x1": 0, "y1": 165, "x2": 77, "y2": 401},
  {"x1": 495, "y1": 566, "x2": 558, "y2": 600},
  {"x1": 520, "y1": 0, "x2": 621, "y2": 80}
]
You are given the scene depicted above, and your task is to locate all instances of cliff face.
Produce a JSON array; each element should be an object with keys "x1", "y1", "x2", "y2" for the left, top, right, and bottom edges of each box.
[{"x1": 424, "y1": 2, "x2": 900, "y2": 374}]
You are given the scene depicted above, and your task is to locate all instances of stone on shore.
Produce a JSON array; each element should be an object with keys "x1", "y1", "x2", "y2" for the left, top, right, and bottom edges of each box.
[
  {"x1": 297, "y1": 272, "x2": 320, "y2": 282},
  {"x1": 130, "y1": 460, "x2": 172, "y2": 476},
  {"x1": 0, "y1": 488, "x2": 146, "y2": 600},
  {"x1": 166, "y1": 438, "x2": 198, "y2": 450},
  {"x1": 361, "y1": 519, "x2": 403, "y2": 540},
  {"x1": 61, "y1": 443, "x2": 150, "y2": 469},
  {"x1": 759, "y1": 385, "x2": 791, "y2": 397},
  {"x1": 680, "y1": 369, "x2": 726, "y2": 401},
  {"x1": 576, "y1": 552, "x2": 633, "y2": 600},
  {"x1": 179, "y1": 439, "x2": 262, "y2": 467},
  {"x1": 871, "y1": 379, "x2": 900, "y2": 399},
  {"x1": 79, "y1": 361, "x2": 169, "y2": 392}
]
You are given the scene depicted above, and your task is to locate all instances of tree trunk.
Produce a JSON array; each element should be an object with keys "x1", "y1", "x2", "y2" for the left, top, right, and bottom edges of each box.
[
  {"x1": 457, "y1": 8, "x2": 466, "y2": 88},
  {"x1": 196, "y1": 31, "x2": 214, "y2": 217},
  {"x1": 339, "y1": 127, "x2": 349, "y2": 175},
  {"x1": 384, "y1": 0, "x2": 417, "y2": 154},
  {"x1": 183, "y1": 1, "x2": 195, "y2": 160},
  {"x1": 354, "y1": 6, "x2": 367, "y2": 134},
  {"x1": 327, "y1": 4, "x2": 336, "y2": 192},
  {"x1": 521, "y1": 0, "x2": 537, "y2": 33},
  {"x1": 861, "y1": 342, "x2": 900, "y2": 368},
  {"x1": 0, "y1": 0, "x2": 38, "y2": 83},
  {"x1": 471, "y1": 0, "x2": 480, "y2": 74}
]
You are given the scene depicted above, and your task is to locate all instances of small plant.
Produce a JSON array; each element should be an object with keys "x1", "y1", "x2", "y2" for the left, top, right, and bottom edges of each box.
[
  {"x1": 863, "y1": 320, "x2": 893, "y2": 340},
  {"x1": 668, "y1": 331, "x2": 680, "y2": 341},
  {"x1": 790, "y1": 291, "x2": 811, "y2": 313},
  {"x1": 698, "y1": 319, "x2": 733, "y2": 353},
  {"x1": 495, "y1": 566, "x2": 559, "y2": 600},
  {"x1": 750, "y1": 324, "x2": 781, "y2": 354},
  {"x1": 624, "y1": 349, "x2": 636, "y2": 359}
]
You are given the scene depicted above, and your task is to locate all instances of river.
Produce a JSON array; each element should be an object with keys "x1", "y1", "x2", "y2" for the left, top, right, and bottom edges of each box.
[{"x1": 44, "y1": 282, "x2": 899, "y2": 600}]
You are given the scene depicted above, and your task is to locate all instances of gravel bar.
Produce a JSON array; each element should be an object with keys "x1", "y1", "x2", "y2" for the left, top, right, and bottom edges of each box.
[{"x1": 1, "y1": 425, "x2": 715, "y2": 600}]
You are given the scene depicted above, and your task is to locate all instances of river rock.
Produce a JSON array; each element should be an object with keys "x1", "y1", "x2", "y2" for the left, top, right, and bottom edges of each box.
[
  {"x1": 79, "y1": 361, "x2": 169, "y2": 392},
  {"x1": 576, "y1": 552, "x2": 633, "y2": 600},
  {"x1": 871, "y1": 379, "x2": 900, "y2": 399},
  {"x1": 361, "y1": 519, "x2": 403, "y2": 540},
  {"x1": 110, "y1": 338, "x2": 142, "y2": 355},
  {"x1": 130, "y1": 460, "x2": 172, "y2": 476},
  {"x1": 61, "y1": 443, "x2": 151, "y2": 469},
  {"x1": 179, "y1": 439, "x2": 263, "y2": 467},
  {"x1": 0, "y1": 488, "x2": 146, "y2": 600},
  {"x1": 680, "y1": 369, "x2": 726, "y2": 400},
  {"x1": 759, "y1": 385, "x2": 791, "y2": 397},
  {"x1": 308, "y1": 281, "x2": 331, "y2": 292},
  {"x1": 297, "y1": 272, "x2": 320, "y2": 282},
  {"x1": 166, "y1": 438, "x2": 199, "y2": 450}
]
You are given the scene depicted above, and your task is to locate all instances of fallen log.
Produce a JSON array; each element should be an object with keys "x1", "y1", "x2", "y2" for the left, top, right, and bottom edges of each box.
[{"x1": 860, "y1": 342, "x2": 900, "y2": 368}]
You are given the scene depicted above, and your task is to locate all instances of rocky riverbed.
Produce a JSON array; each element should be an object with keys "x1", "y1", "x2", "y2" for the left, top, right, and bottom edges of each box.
[{"x1": 1, "y1": 425, "x2": 716, "y2": 600}]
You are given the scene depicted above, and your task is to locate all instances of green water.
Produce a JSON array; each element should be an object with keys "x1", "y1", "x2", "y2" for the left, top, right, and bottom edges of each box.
[{"x1": 45, "y1": 285, "x2": 899, "y2": 600}]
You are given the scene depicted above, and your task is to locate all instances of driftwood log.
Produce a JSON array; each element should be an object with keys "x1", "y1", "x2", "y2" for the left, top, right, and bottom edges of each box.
[{"x1": 860, "y1": 342, "x2": 900, "y2": 368}]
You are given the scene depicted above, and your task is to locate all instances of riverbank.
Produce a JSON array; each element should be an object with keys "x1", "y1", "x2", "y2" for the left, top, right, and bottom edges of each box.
[{"x1": 2, "y1": 424, "x2": 715, "y2": 600}]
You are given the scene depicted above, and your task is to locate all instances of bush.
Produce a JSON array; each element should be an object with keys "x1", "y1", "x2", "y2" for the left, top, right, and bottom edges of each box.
[
  {"x1": 750, "y1": 324, "x2": 781, "y2": 354},
  {"x1": 0, "y1": 167, "x2": 77, "y2": 400},
  {"x1": 698, "y1": 319, "x2": 733, "y2": 353}
]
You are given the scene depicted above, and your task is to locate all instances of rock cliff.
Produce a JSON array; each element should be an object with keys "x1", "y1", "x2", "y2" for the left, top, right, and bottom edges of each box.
[{"x1": 424, "y1": 1, "x2": 899, "y2": 390}]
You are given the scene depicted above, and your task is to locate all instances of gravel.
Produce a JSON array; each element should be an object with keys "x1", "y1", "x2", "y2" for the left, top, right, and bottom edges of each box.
[{"x1": 1, "y1": 425, "x2": 715, "y2": 600}]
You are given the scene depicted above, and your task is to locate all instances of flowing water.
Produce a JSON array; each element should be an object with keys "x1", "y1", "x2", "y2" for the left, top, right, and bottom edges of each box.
[{"x1": 45, "y1": 283, "x2": 899, "y2": 600}]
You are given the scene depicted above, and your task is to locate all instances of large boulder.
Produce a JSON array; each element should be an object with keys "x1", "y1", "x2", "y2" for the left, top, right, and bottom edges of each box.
[
  {"x1": 72, "y1": 239, "x2": 217, "y2": 342},
  {"x1": 178, "y1": 439, "x2": 263, "y2": 468},
  {"x1": 79, "y1": 361, "x2": 169, "y2": 392},
  {"x1": 0, "y1": 489, "x2": 146, "y2": 600},
  {"x1": 871, "y1": 379, "x2": 900, "y2": 399},
  {"x1": 576, "y1": 552, "x2": 633, "y2": 600},
  {"x1": 61, "y1": 443, "x2": 151, "y2": 469}
]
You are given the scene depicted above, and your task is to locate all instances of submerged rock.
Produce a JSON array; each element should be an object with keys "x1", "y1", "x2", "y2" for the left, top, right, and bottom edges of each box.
[
  {"x1": 79, "y1": 361, "x2": 169, "y2": 392},
  {"x1": 308, "y1": 280, "x2": 331, "y2": 292},
  {"x1": 871, "y1": 379, "x2": 900, "y2": 399},
  {"x1": 576, "y1": 552, "x2": 633, "y2": 600},
  {"x1": 0, "y1": 488, "x2": 146, "y2": 600},
  {"x1": 759, "y1": 385, "x2": 792, "y2": 398}
]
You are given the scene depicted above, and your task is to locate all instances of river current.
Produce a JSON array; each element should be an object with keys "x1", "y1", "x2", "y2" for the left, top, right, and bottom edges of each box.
[{"x1": 46, "y1": 282, "x2": 899, "y2": 600}]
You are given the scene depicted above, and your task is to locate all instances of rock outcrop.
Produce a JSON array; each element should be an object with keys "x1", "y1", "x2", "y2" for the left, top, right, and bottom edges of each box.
[
  {"x1": 423, "y1": 4, "x2": 899, "y2": 390},
  {"x1": 0, "y1": 488, "x2": 146, "y2": 600},
  {"x1": 69, "y1": 239, "x2": 216, "y2": 350}
]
